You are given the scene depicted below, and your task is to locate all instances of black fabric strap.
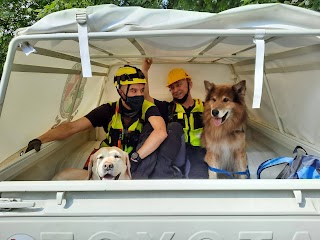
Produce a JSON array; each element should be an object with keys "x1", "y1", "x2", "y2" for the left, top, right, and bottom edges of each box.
[
  {"x1": 167, "y1": 101, "x2": 176, "y2": 123},
  {"x1": 114, "y1": 72, "x2": 145, "y2": 84}
]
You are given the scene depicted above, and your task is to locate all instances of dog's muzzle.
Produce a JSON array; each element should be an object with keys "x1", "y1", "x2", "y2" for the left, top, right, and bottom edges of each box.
[
  {"x1": 99, "y1": 162, "x2": 121, "y2": 180},
  {"x1": 211, "y1": 109, "x2": 229, "y2": 127}
]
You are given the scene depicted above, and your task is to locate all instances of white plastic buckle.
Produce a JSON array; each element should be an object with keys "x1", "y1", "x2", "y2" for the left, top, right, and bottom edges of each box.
[
  {"x1": 19, "y1": 42, "x2": 37, "y2": 56},
  {"x1": 293, "y1": 190, "x2": 302, "y2": 205},
  {"x1": 76, "y1": 11, "x2": 87, "y2": 25}
]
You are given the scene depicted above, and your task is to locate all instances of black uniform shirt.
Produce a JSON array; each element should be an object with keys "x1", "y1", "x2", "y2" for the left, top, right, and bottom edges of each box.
[{"x1": 85, "y1": 101, "x2": 161, "y2": 132}]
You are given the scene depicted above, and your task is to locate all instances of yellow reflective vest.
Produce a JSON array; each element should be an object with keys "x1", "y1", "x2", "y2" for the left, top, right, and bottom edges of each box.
[
  {"x1": 101, "y1": 99, "x2": 154, "y2": 154},
  {"x1": 168, "y1": 99, "x2": 204, "y2": 147}
]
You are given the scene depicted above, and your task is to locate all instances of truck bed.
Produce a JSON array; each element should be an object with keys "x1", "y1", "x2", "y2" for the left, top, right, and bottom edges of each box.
[
  {"x1": 1, "y1": 125, "x2": 288, "y2": 181},
  {"x1": 0, "y1": 127, "x2": 319, "y2": 240}
]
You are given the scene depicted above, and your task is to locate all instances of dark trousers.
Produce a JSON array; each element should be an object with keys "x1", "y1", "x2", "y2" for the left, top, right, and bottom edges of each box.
[
  {"x1": 130, "y1": 122, "x2": 184, "y2": 179},
  {"x1": 185, "y1": 145, "x2": 208, "y2": 179}
]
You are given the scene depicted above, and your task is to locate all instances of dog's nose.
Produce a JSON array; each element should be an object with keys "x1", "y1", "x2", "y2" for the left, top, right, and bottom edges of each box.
[
  {"x1": 212, "y1": 109, "x2": 219, "y2": 117},
  {"x1": 104, "y1": 163, "x2": 114, "y2": 171}
]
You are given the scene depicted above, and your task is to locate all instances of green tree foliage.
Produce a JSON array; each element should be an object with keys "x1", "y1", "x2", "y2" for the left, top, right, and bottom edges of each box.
[
  {"x1": 36, "y1": 0, "x2": 164, "y2": 19},
  {"x1": 164, "y1": 0, "x2": 320, "y2": 12},
  {"x1": 0, "y1": 0, "x2": 319, "y2": 75},
  {"x1": 163, "y1": 0, "x2": 242, "y2": 12},
  {"x1": 0, "y1": 0, "x2": 48, "y2": 75},
  {"x1": 241, "y1": 0, "x2": 320, "y2": 11}
]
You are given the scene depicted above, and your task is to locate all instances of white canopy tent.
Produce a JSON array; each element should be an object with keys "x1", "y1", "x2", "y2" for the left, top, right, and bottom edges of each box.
[{"x1": 0, "y1": 3, "x2": 320, "y2": 180}]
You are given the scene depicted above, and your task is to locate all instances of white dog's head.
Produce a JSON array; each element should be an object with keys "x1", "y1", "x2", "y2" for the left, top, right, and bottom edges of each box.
[{"x1": 87, "y1": 147, "x2": 131, "y2": 180}]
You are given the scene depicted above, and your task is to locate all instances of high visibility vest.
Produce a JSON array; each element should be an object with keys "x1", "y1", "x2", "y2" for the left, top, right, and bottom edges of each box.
[
  {"x1": 101, "y1": 99, "x2": 154, "y2": 154},
  {"x1": 168, "y1": 99, "x2": 204, "y2": 147}
]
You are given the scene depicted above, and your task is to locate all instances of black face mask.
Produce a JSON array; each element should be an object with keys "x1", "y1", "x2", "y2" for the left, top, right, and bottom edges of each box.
[
  {"x1": 173, "y1": 93, "x2": 188, "y2": 104},
  {"x1": 122, "y1": 95, "x2": 144, "y2": 117},
  {"x1": 126, "y1": 95, "x2": 144, "y2": 110},
  {"x1": 173, "y1": 82, "x2": 190, "y2": 104}
]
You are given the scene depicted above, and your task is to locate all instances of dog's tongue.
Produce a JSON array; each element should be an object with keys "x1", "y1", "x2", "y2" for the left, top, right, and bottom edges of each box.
[{"x1": 213, "y1": 118, "x2": 222, "y2": 127}]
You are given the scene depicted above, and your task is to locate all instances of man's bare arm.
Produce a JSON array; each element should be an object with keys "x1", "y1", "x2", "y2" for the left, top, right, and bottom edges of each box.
[
  {"x1": 142, "y1": 58, "x2": 155, "y2": 103},
  {"x1": 136, "y1": 116, "x2": 167, "y2": 159},
  {"x1": 38, "y1": 117, "x2": 93, "y2": 143}
]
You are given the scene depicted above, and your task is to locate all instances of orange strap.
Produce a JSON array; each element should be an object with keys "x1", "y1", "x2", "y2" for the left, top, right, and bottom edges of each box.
[{"x1": 83, "y1": 148, "x2": 99, "y2": 170}]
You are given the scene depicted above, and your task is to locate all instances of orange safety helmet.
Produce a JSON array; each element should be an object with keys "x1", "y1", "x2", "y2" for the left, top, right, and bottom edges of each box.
[{"x1": 167, "y1": 68, "x2": 191, "y2": 87}]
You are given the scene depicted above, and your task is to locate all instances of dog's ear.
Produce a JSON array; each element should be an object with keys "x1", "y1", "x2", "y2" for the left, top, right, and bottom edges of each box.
[
  {"x1": 233, "y1": 80, "x2": 246, "y2": 96},
  {"x1": 124, "y1": 152, "x2": 132, "y2": 179},
  {"x1": 204, "y1": 80, "x2": 214, "y2": 93},
  {"x1": 86, "y1": 153, "x2": 95, "y2": 180}
]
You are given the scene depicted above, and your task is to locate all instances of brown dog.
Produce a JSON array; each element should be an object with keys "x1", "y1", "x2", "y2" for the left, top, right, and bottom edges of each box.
[
  {"x1": 52, "y1": 146, "x2": 131, "y2": 180},
  {"x1": 201, "y1": 80, "x2": 248, "y2": 179}
]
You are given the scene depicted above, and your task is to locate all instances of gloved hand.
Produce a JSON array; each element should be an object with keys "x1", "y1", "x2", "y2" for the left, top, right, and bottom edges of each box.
[{"x1": 25, "y1": 139, "x2": 42, "y2": 153}]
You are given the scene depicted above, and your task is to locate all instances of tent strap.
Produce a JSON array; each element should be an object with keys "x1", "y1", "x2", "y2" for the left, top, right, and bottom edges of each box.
[
  {"x1": 76, "y1": 9, "x2": 92, "y2": 77},
  {"x1": 252, "y1": 30, "x2": 266, "y2": 109}
]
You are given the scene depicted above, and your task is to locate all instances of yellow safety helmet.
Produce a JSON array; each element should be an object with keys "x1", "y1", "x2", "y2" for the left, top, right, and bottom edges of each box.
[
  {"x1": 167, "y1": 68, "x2": 191, "y2": 87},
  {"x1": 114, "y1": 65, "x2": 146, "y2": 88}
]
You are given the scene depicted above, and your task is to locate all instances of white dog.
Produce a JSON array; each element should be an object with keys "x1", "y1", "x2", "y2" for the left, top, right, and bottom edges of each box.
[{"x1": 52, "y1": 147, "x2": 131, "y2": 180}]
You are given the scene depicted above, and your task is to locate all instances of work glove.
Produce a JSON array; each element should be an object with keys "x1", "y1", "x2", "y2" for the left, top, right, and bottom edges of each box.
[{"x1": 25, "y1": 139, "x2": 42, "y2": 153}]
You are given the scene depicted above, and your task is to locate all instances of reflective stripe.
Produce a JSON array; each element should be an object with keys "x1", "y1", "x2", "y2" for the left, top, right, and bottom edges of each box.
[
  {"x1": 104, "y1": 100, "x2": 154, "y2": 154},
  {"x1": 171, "y1": 99, "x2": 204, "y2": 147}
]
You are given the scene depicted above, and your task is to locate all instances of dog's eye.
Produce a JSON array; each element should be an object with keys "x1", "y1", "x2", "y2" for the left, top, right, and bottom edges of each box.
[
  {"x1": 114, "y1": 155, "x2": 121, "y2": 158},
  {"x1": 211, "y1": 98, "x2": 216, "y2": 102},
  {"x1": 97, "y1": 155, "x2": 103, "y2": 160},
  {"x1": 223, "y1": 98, "x2": 229, "y2": 102}
]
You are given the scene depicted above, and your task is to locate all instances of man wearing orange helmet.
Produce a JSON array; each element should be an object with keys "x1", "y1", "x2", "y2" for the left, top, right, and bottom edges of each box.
[
  {"x1": 25, "y1": 65, "x2": 183, "y2": 179},
  {"x1": 142, "y1": 59, "x2": 208, "y2": 179}
]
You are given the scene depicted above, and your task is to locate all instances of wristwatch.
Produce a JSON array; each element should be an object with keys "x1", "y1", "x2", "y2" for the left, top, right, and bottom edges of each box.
[{"x1": 130, "y1": 152, "x2": 141, "y2": 163}]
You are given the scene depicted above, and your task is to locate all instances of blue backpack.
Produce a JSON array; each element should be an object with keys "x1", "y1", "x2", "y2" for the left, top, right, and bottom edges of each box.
[{"x1": 257, "y1": 146, "x2": 320, "y2": 179}]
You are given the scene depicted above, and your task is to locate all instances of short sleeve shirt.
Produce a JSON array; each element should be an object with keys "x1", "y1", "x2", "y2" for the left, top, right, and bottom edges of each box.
[
  {"x1": 154, "y1": 99, "x2": 170, "y2": 124},
  {"x1": 85, "y1": 101, "x2": 161, "y2": 133}
]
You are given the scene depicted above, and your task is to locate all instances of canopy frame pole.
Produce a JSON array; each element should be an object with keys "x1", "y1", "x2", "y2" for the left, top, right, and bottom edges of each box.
[
  {"x1": 10, "y1": 29, "x2": 320, "y2": 41},
  {"x1": 189, "y1": 36, "x2": 226, "y2": 62},
  {"x1": 0, "y1": 39, "x2": 20, "y2": 118}
]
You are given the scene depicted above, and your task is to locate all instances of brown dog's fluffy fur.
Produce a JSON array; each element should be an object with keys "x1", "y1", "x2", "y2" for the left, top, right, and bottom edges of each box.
[{"x1": 201, "y1": 80, "x2": 248, "y2": 179}]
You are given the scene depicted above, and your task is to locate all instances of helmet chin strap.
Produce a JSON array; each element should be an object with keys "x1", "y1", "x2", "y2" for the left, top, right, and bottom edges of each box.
[{"x1": 117, "y1": 84, "x2": 131, "y2": 105}]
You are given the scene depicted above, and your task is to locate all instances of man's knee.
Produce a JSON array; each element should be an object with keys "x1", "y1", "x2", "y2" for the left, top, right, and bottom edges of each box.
[
  {"x1": 159, "y1": 122, "x2": 183, "y2": 159},
  {"x1": 167, "y1": 122, "x2": 183, "y2": 138}
]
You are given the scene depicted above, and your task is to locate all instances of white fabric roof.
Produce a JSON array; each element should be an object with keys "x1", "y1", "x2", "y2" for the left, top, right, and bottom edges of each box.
[{"x1": 16, "y1": 3, "x2": 320, "y2": 35}]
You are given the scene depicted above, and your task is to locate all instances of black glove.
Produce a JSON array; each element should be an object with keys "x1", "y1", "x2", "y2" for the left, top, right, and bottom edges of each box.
[{"x1": 25, "y1": 139, "x2": 42, "y2": 153}]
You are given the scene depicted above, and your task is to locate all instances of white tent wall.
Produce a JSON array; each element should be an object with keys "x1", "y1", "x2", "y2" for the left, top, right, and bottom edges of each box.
[
  {"x1": 235, "y1": 47, "x2": 320, "y2": 147},
  {"x1": 0, "y1": 47, "x2": 107, "y2": 165}
]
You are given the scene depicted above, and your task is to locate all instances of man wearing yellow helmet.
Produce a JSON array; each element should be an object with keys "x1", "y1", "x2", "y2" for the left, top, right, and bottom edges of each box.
[
  {"x1": 142, "y1": 59, "x2": 208, "y2": 179},
  {"x1": 25, "y1": 65, "x2": 184, "y2": 179}
]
